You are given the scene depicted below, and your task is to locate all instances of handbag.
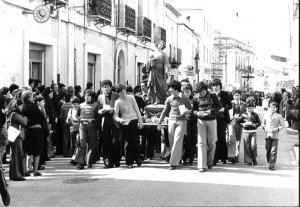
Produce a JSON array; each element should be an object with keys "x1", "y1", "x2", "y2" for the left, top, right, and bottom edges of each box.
[
  {"x1": 286, "y1": 109, "x2": 299, "y2": 120},
  {"x1": 7, "y1": 126, "x2": 20, "y2": 142},
  {"x1": 7, "y1": 112, "x2": 21, "y2": 142}
]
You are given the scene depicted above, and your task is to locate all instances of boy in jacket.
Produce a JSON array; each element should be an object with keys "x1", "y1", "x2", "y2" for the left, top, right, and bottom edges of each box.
[
  {"x1": 240, "y1": 101, "x2": 261, "y2": 165},
  {"x1": 261, "y1": 102, "x2": 286, "y2": 170}
]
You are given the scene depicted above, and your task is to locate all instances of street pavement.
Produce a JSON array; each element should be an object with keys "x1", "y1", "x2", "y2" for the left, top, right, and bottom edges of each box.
[{"x1": 3, "y1": 126, "x2": 299, "y2": 207}]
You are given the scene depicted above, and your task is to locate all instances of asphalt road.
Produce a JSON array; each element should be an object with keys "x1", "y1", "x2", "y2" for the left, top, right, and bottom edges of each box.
[{"x1": 3, "y1": 127, "x2": 299, "y2": 207}]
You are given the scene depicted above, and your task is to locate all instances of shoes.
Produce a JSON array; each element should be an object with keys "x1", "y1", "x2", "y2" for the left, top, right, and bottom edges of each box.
[
  {"x1": 208, "y1": 165, "x2": 213, "y2": 169},
  {"x1": 1, "y1": 189, "x2": 10, "y2": 206},
  {"x1": 13, "y1": 177, "x2": 26, "y2": 181},
  {"x1": 87, "y1": 164, "x2": 92, "y2": 168},
  {"x1": 245, "y1": 163, "x2": 252, "y2": 166},
  {"x1": 135, "y1": 159, "x2": 142, "y2": 167},
  {"x1": 69, "y1": 160, "x2": 77, "y2": 166},
  {"x1": 128, "y1": 165, "x2": 133, "y2": 168},
  {"x1": 114, "y1": 163, "x2": 120, "y2": 168},
  {"x1": 269, "y1": 167, "x2": 275, "y2": 170},
  {"x1": 168, "y1": 166, "x2": 176, "y2": 170},
  {"x1": 221, "y1": 160, "x2": 226, "y2": 164},
  {"x1": 33, "y1": 172, "x2": 42, "y2": 176},
  {"x1": 253, "y1": 161, "x2": 257, "y2": 165},
  {"x1": 27, "y1": 169, "x2": 34, "y2": 174},
  {"x1": 77, "y1": 164, "x2": 84, "y2": 170},
  {"x1": 198, "y1": 168, "x2": 206, "y2": 173},
  {"x1": 186, "y1": 163, "x2": 192, "y2": 166}
]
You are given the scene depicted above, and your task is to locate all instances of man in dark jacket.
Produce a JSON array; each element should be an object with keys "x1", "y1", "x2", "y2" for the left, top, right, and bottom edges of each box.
[
  {"x1": 212, "y1": 78, "x2": 232, "y2": 165},
  {"x1": 98, "y1": 80, "x2": 120, "y2": 168},
  {"x1": 192, "y1": 81, "x2": 222, "y2": 172}
]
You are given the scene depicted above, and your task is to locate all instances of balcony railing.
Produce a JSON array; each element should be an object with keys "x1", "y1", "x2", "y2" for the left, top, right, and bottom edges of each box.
[
  {"x1": 137, "y1": 16, "x2": 152, "y2": 42},
  {"x1": 117, "y1": 4, "x2": 136, "y2": 35},
  {"x1": 87, "y1": 0, "x2": 112, "y2": 26}
]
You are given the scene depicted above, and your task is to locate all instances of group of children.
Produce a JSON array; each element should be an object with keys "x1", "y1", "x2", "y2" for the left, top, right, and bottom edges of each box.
[{"x1": 230, "y1": 90, "x2": 286, "y2": 170}]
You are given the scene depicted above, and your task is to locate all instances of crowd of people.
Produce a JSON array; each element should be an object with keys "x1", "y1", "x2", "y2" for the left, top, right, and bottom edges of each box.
[{"x1": 0, "y1": 77, "x2": 298, "y2": 206}]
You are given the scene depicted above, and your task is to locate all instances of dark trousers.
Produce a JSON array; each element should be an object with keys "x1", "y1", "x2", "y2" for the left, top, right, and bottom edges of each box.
[
  {"x1": 9, "y1": 138, "x2": 24, "y2": 180},
  {"x1": 214, "y1": 117, "x2": 228, "y2": 163},
  {"x1": 62, "y1": 123, "x2": 71, "y2": 157},
  {"x1": 39, "y1": 131, "x2": 48, "y2": 167},
  {"x1": 265, "y1": 138, "x2": 278, "y2": 168},
  {"x1": 182, "y1": 119, "x2": 197, "y2": 164},
  {"x1": 121, "y1": 120, "x2": 140, "y2": 165},
  {"x1": 101, "y1": 126, "x2": 120, "y2": 166},
  {"x1": 78, "y1": 125, "x2": 99, "y2": 165},
  {"x1": 140, "y1": 127, "x2": 155, "y2": 159},
  {"x1": 0, "y1": 144, "x2": 8, "y2": 194}
]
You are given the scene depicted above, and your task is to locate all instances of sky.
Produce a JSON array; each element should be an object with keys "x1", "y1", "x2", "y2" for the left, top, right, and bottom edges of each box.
[{"x1": 169, "y1": 0, "x2": 293, "y2": 64}]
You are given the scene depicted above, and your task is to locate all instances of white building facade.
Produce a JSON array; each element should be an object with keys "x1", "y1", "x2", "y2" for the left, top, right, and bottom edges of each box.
[{"x1": 0, "y1": 0, "x2": 171, "y2": 90}]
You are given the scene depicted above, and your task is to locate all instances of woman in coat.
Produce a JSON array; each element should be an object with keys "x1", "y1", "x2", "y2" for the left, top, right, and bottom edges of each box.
[{"x1": 8, "y1": 99, "x2": 27, "y2": 181}]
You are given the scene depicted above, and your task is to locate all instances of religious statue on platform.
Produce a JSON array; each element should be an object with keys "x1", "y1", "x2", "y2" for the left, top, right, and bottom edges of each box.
[{"x1": 147, "y1": 40, "x2": 170, "y2": 105}]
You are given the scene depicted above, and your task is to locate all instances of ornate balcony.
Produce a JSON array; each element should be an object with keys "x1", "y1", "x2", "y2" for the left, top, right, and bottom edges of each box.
[
  {"x1": 154, "y1": 26, "x2": 166, "y2": 43},
  {"x1": 87, "y1": 0, "x2": 112, "y2": 26},
  {"x1": 137, "y1": 16, "x2": 152, "y2": 43},
  {"x1": 44, "y1": 0, "x2": 68, "y2": 9},
  {"x1": 117, "y1": 4, "x2": 136, "y2": 36}
]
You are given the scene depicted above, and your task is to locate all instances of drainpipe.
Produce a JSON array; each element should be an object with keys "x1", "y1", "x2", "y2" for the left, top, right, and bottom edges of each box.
[{"x1": 56, "y1": 9, "x2": 61, "y2": 84}]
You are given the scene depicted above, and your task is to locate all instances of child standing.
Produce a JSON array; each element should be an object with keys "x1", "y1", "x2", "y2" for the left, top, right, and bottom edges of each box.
[
  {"x1": 67, "y1": 97, "x2": 80, "y2": 166},
  {"x1": 261, "y1": 102, "x2": 286, "y2": 170},
  {"x1": 240, "y1": 101, "x2": 261, "y2": 165}
]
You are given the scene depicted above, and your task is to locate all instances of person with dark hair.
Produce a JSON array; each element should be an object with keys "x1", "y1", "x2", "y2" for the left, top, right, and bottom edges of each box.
[
  {"x1": 9, "y1": 84, "x2": 19, "y2": 95},
  {"x1": 74, "y1": 85, "x2": 85, "y2": 103},
  {"x1": 262, "y1": 102, "x2": 286, "y2": 170},
  {"x1": 228, "y1": 90, "x2": 246, "y2": 163},
  {"x1": 133, "y1": 85, "x2": 142, "y2": 95},
  {"x1": 192, "y1": 81, "x2": 222, "y2": 172},
  {"x1": 84, "y1": 82, "x2": 93, "y2": 95},
  {"x1": 21, "y1": 90, "x2": 45, "y2": 176},
  {"x1": 181, "y1": 83, "x2": 197, "y2": 166},
  {"x1": 35, "y1": 95, "x2": 50, "y2": 169},
  {"x1": 98, "y1": 80, "x2": 120, "y2": 168},
  {"x1": 28, "y1": 79, "x2": 35, "y2": 90},
  {"x1": 76, "y1": 91, "x2": 99, "y2": 169},
  {"x1": 113, "y1": 83, "x2": 143, "y2": 168},
  {"x1": 61, "y1": 93, "x2": 73, "y2": 157},
  {"x1": 58, "y1": 83, "x2": 66, "y2": 90},
  {"x1": 147, "y1": 40, "x2": 170, "y2": 105},
  {"x1": 0, "y1": 97, "x2": 10, "y2": 205},
  {"x1": 67, "y1": 97, "x2": 80, "y2": 166},
  {"x1": 8, "y1": 99, "x2": 27, "y2": 181},
  {"x1": 42, "y1": 87, "x2": 57, "y2": 158},
  {"x1": 157, "y1": 80, "x2": 191, "y2": 170},
  {"x1": 240, "y1": 100, "x2": 261, "y2": 165},
  {"x1": 211, "y1": 78, "x2": 232, "y2": 165}
]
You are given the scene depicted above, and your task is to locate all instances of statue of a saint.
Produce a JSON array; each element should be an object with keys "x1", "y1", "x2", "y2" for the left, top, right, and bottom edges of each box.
[{"x1": 147, "y1": 40, "x2": 170, "y2": 105}]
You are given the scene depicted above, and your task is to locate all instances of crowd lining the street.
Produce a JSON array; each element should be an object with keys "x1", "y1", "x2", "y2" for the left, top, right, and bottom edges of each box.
[{"x1": 0, "y1": 78, "x2": 299, "y2": 205}]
